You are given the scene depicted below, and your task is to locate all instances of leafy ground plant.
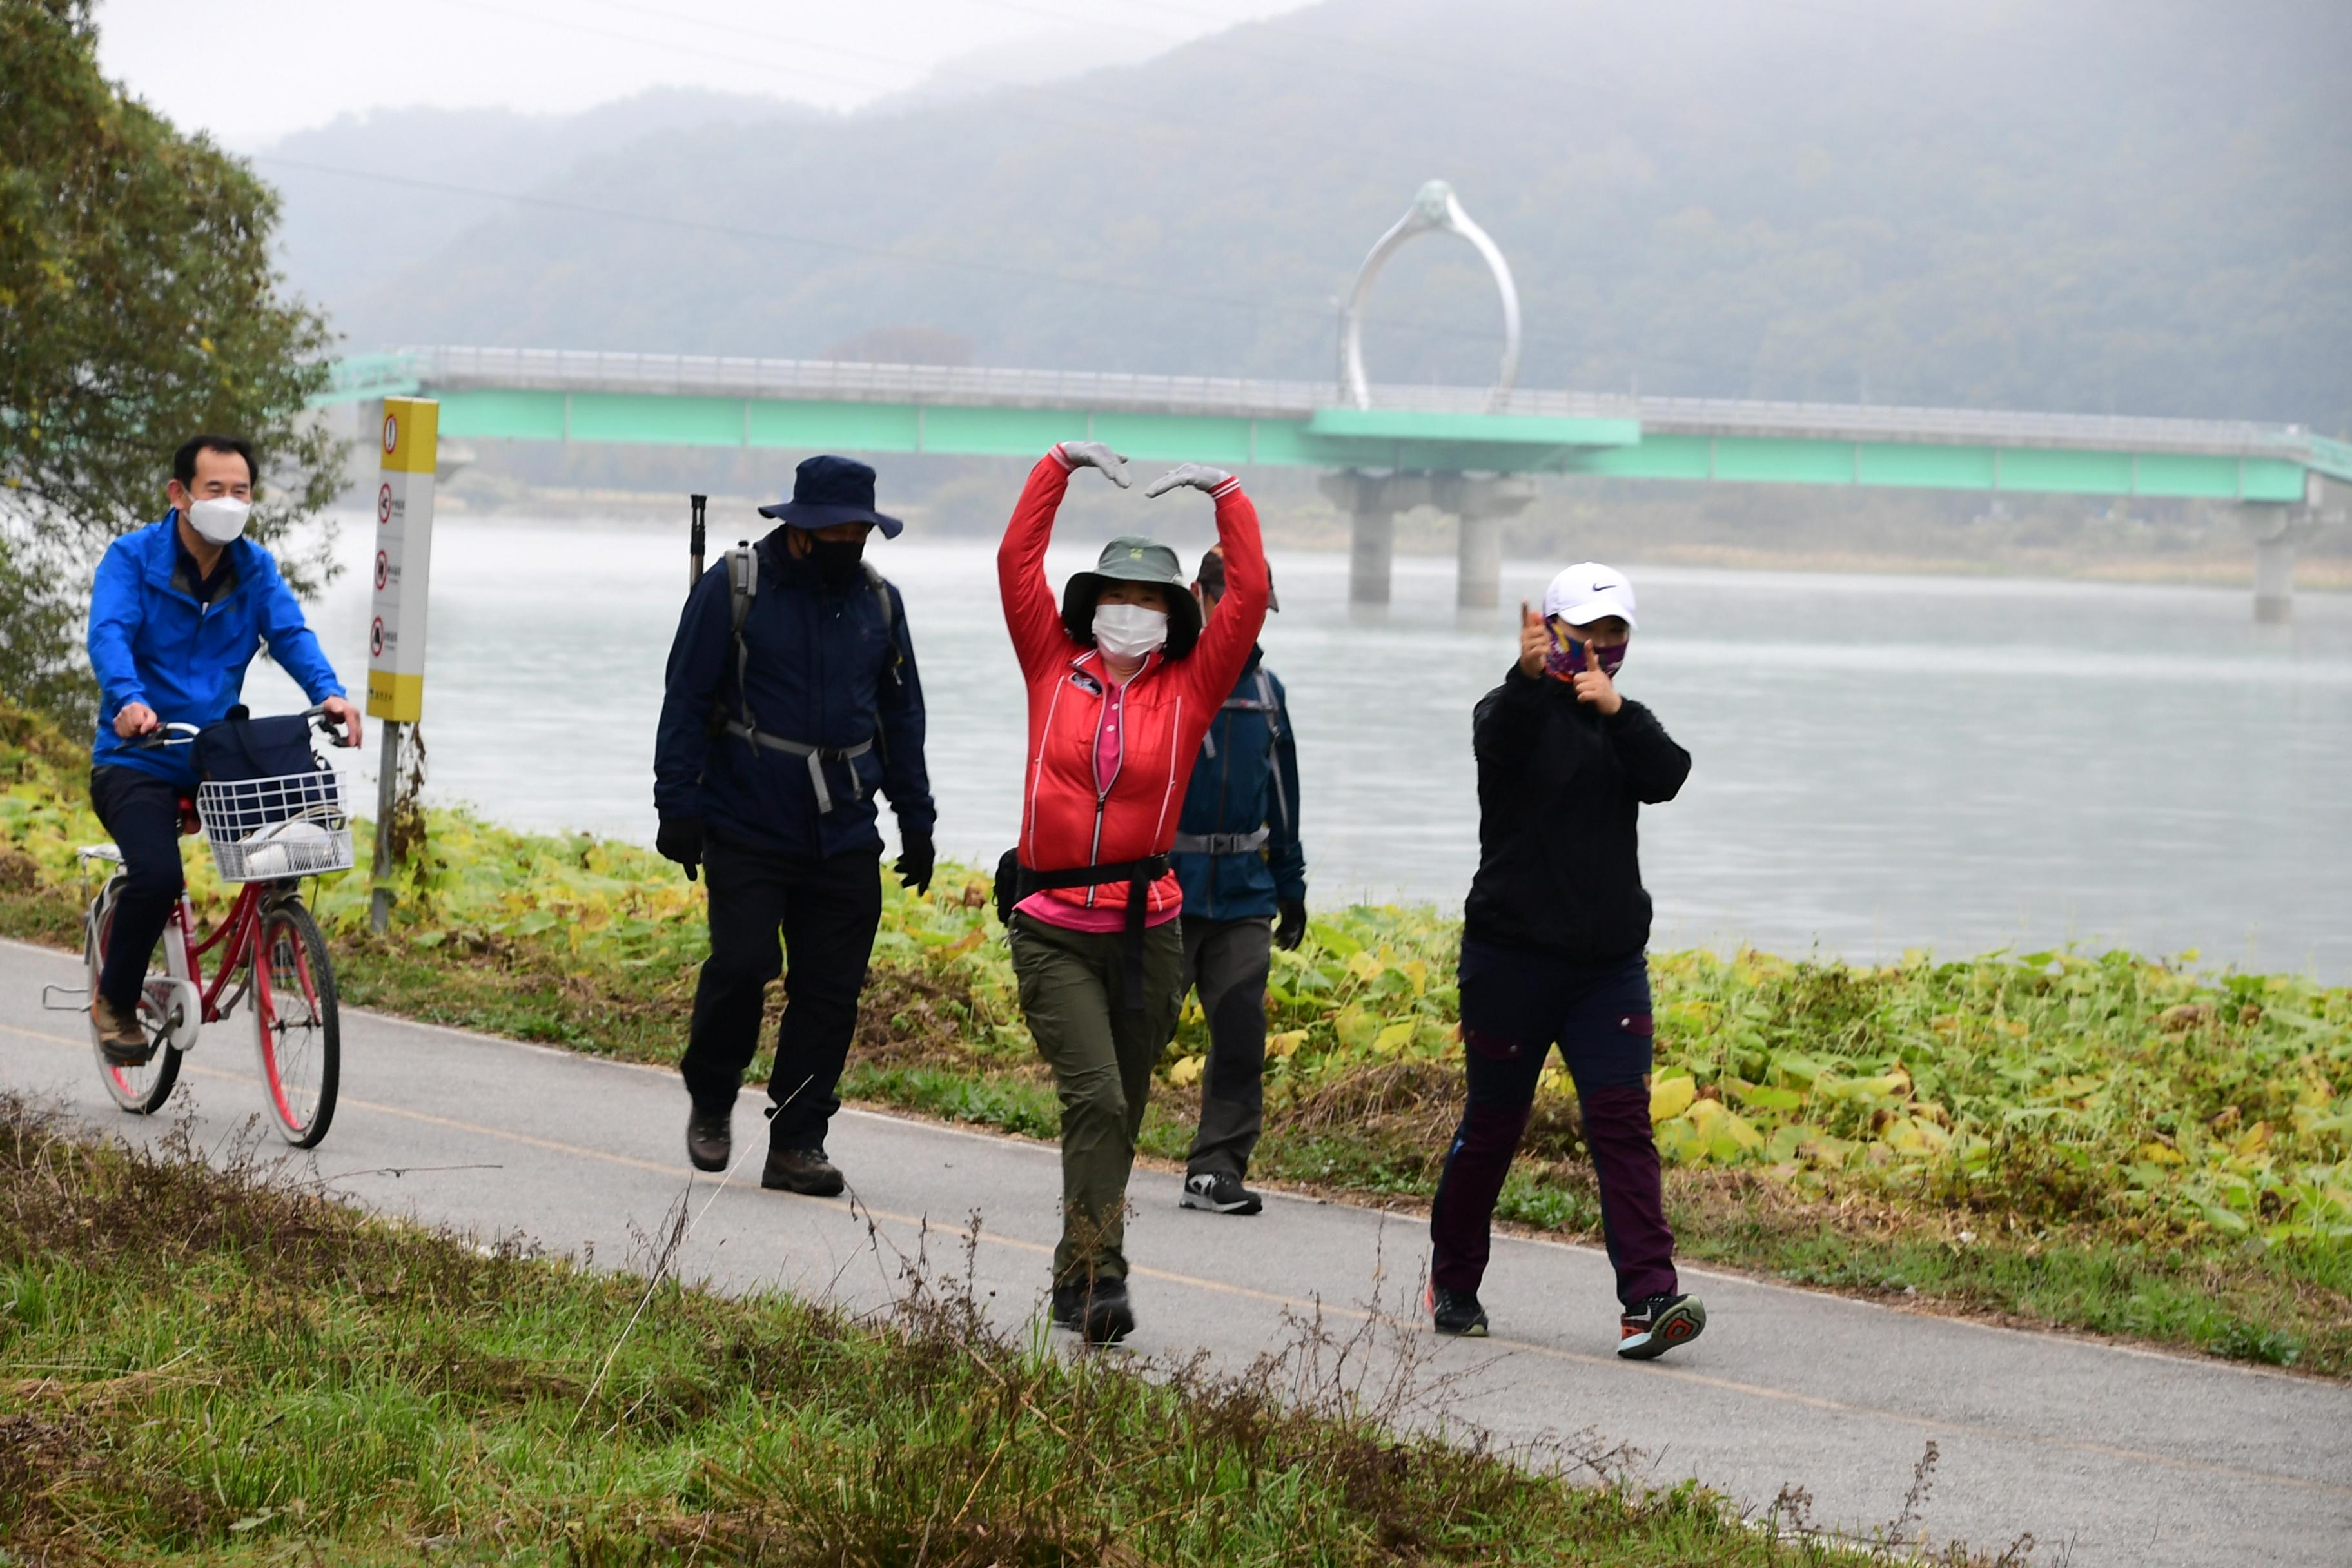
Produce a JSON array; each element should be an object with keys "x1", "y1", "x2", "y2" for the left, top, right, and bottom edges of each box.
[
  {"x1": 0, "y1": 1093, "x2": 1968, "y2": 1565},
  {"x1": 3, "y1": 699, "x2": 2346, "y2": 1375}
]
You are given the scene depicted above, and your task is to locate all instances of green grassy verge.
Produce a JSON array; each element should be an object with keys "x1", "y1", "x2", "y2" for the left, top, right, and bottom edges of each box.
[
  {"x1": 5, "y1": 701, "x2": 2346, "y2": 1375},
  {"x1": 0, "y1": 1096, "x2": 1923, "y2": 1565}
]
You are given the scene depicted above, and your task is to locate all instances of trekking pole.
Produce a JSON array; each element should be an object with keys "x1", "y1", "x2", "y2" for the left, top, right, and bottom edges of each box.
[{"x1": 689, "y1": 493, "x2": 707, "y2": 587}]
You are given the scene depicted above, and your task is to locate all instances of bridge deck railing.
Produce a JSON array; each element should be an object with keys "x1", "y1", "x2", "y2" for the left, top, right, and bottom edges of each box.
[{"x1": 354, "y1": 346, "x2": 2321, "y2": 463}]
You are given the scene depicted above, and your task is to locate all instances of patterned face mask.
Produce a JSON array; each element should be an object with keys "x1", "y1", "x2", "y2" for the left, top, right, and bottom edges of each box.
[{"x1": 1543, "y1": 618, "x2": 1627, "y2": 681}]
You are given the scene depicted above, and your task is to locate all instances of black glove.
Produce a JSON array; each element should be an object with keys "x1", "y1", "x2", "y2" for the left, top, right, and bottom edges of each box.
[
  {"x1": 656, "y1": 816, "x2": 704, "y2": 881},
  {"x1": 1275, "y1": 898, "x2": 1308, "y2": 951},
  {"x1": 896, "y1": 832, "x2": 935, "y2": 896}
]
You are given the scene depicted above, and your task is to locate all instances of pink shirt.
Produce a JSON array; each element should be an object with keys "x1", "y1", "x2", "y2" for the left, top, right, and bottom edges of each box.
[{"x1": 1015, "y1": 661, "x2": 1182, "y2": 934}]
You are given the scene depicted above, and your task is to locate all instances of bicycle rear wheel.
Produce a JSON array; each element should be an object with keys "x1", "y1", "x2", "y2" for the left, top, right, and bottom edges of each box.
[
  {"x1": 88, "y1": 883, "x2": 182, "y2": 1115},
  {"x1": 251, "y1": 896, "x2": 339, "y2": 1147}
]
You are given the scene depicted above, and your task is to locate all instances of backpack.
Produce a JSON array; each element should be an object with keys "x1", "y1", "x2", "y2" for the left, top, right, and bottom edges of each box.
[{"x1": 708, "y1": 540, "x2": 903, "y2": 740}]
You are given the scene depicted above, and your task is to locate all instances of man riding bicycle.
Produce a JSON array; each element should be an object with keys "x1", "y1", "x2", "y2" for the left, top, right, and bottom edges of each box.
[{"x1": 84, "y1": 435, "x2": 360, "y2": 1064}]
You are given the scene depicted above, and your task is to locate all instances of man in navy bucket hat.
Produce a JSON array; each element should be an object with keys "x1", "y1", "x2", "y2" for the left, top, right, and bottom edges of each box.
[{"x1": 655, "y1": 455, "x2": 934, "y2": 1196}]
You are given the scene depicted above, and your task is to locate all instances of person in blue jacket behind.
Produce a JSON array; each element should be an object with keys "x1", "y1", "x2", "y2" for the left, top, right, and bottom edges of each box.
[
  {"x1": 1168, "y1": 545, "x2": 1307, "y2": 1217},
  {"x1": 84, "y1": 434, "x2": 361, "y2": 1063},
  {"x1": 654, "y1": 455, "x2": 935, "y2": 1197}
]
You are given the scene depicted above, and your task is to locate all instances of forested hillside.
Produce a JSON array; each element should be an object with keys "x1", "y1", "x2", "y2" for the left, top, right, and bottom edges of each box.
[{"x1": 314, "y1": 0, "x2": 2350, "y2": 430}]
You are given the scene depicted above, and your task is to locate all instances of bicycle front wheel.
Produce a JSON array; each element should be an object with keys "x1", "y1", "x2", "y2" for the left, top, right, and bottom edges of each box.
[
  {"x1": 88, "y1": 883, "x2": 182, "y2": 1115},
  {"x1": 251, "y1": 896, "x2": 340, "y2": 1147}
]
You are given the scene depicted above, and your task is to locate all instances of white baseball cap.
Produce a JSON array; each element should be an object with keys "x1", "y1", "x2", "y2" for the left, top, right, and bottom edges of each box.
[{"x1": 1542, "y1": 562, "x2": 1637, "y2": 630}]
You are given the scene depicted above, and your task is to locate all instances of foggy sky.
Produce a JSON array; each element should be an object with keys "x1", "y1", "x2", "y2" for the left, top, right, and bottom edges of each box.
[{"x1": 93, "y1": 0, "x2": 1311, "y2": 149}]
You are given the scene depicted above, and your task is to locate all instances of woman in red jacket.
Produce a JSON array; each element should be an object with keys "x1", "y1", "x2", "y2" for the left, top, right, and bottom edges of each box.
[{"x1": 998, "y1": 440, "x2": 1269, "y2": 1344}]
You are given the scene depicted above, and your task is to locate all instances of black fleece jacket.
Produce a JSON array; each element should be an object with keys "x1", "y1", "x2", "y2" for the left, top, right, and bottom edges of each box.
[{"x1": 1462, "y1": 665, "x2": 1691, "y2": 962}]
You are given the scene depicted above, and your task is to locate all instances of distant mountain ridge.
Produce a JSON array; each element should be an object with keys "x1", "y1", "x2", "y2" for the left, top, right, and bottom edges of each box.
[{"x1": 291, "y1": 0, "x2": 2352, "y2": 431}]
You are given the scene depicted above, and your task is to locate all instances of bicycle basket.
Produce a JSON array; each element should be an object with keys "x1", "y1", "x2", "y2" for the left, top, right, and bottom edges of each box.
[{"x1": 197, "y1": 772, "x2": 355, "y2": 881}]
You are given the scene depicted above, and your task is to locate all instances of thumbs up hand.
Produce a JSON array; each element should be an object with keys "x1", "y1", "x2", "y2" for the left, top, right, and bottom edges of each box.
[{"x1": 1516, "y1": 602, "x2": 1551, "y2": 680}]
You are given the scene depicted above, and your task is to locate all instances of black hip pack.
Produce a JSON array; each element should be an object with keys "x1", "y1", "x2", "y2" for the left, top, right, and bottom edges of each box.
[{"x1": 994, "y1": 848, "x2": 1172, "y2": 1012}]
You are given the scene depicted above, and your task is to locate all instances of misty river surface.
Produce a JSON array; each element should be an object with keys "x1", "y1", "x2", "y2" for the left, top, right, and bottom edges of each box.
[{"x1": 244, "y1": 514, "x2": 2352, "y2": 980}]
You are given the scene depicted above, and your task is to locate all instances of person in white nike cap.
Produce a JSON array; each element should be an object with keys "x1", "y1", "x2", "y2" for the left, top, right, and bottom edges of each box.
[{"x1": 1425, "y1": 562, "x2": 1707, "y2": 1359}]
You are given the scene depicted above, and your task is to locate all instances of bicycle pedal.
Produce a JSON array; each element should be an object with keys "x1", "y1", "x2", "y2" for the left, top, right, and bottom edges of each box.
[{"x1": 40, "y1": 983, "x2": 90, "y2": 1012}]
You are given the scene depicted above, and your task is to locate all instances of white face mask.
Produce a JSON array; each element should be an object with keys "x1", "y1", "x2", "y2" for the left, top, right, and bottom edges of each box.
[
  {"x1": 184, "y1": 496, "x2": 251, "y2": 545},
  {"x1": 1092, "y1": 602, "x2": 1168, "y2": 662}
]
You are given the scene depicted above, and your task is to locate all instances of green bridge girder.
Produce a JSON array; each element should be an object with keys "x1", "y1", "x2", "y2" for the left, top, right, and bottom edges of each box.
[{"x1": 317, "y1": 351, "x2": 2345, "y2": 505}]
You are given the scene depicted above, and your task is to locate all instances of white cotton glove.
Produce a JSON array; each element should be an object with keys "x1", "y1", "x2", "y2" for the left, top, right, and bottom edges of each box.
[
  {"x1": 1143, "y1": 463, "x2": 1234, "y2": 498},
  {"x1": 1057, "y1": 441, "x2": 1132, "y2": 488}
]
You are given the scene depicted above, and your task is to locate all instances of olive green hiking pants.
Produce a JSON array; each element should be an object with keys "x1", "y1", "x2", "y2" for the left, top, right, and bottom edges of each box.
[{"x1": 1007, "y1": 912, "x2": 1185, "y2": 1285}]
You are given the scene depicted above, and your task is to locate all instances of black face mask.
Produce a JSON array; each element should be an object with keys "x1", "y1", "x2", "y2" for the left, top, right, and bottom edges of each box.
[{"x1": 805, "y1": 536, "x2": 866, "y2": 580}]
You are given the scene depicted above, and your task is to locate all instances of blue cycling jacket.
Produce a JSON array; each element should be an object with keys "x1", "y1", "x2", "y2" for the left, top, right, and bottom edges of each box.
[
  {"x1": 654, "y1": 531, "x2": 934, "y2": 859},
  {"x1": 86, "y1": 515, "x2": 346, "y2": 790},
  {"x1": 1170, "y1": 646, "x2": 1306, "y2": 922}
]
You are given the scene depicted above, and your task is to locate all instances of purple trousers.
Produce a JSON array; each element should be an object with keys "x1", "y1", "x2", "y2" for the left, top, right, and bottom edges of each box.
[{"x1": 1429, "y1": 943, "x2": 1677, "y2": 1309}]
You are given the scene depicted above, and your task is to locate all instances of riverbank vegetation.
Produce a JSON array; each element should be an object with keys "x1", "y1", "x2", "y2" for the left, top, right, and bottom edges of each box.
[
  {"x1": 5, "y1": 701, "x2": 2346, "y2": 1377},
  {"x1": 0, "y1": 1096, "x2": 1923, "y2": 1565}
]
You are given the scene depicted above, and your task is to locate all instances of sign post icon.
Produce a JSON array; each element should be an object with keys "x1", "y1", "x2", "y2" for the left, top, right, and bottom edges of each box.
[{"x1": 364, "y1": 397, "x2": 438, "y2": 931}]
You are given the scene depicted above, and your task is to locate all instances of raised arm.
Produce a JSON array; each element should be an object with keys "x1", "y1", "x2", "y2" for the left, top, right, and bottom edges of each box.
[
  {"x1": 1145, "y1": 464, "x2": 1266, "y2": 701},
  {"x1": 998, "y1": 442, "x2": 1130, "y2": 680},
  {"x1": 1606, "y1": 700, "x2": 1692, "y2": 803}
]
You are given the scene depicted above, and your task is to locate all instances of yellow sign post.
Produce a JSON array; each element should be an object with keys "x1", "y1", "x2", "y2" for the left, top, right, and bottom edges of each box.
[{"x1": 366, "y1": 398, "x2": 437, "y2": 931}]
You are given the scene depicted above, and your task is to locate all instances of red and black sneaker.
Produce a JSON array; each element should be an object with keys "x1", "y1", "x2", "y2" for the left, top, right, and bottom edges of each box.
[{"x1": 1617, "y1": 1292, "x2": 1705, "y2": 1359}]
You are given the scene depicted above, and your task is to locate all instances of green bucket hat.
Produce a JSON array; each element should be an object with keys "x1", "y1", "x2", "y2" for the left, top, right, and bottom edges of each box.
[{"x1": 1061, "y1": 535, "x2": 1202, "y2": 658}]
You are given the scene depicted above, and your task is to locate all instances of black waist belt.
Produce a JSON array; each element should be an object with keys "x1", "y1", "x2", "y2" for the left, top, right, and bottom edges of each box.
[
  {"x1": 1170, "y1": 827, "x2": 1269, "y2": 856},
  {"x1": 1023, "y1": 854, "x2": 1171, "y2": 1012}
]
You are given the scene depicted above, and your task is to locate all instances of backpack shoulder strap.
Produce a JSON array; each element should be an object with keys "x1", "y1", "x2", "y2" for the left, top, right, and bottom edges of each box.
[{"x1": 723, "y1": 543, "x2": 760, "y2": 730}]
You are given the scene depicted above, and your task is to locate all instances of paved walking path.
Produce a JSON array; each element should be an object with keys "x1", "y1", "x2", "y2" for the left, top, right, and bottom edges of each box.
[{"x1": 3, "y1": 936, "x2": 2344, "y2": 1565}]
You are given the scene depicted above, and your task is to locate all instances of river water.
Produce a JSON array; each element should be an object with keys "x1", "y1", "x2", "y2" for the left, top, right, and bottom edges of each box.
[{"x1": 241, "y1": 513, "x2": 2352, "y2": 979}]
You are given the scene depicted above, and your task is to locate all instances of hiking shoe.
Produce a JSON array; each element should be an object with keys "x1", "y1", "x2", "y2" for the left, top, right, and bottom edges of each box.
[
  {"x1": 761, "y1": 1144, "x2": 846, "y2": 1197},
  {"x1": 1618, "y1": 1292, "x2": 1706, "y2": 1360},
  {"x1": 1427, "y1": 1283, "x2": 1489, "y2": 1337},
  {"x1": 92, "y1": 996, "x2": 152, "y2": 1066},
  {"x1": 685, "y1": 1106, "x2": 731, "y2": 1173},
  {"x1": 1050, "y1": 1276, "x2": 1136, "y2": 1346},
  {"x1": 1180, "y1": 1171, "x2": 1263, "y2": 1215}
]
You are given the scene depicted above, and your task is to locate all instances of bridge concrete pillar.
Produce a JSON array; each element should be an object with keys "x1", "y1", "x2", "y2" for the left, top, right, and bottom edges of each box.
[
  {"x1": 1433, "y1": 475, "x2": 1539, "y2": 611},
  {"x1": 2254, "y1": 532, "x2": 2296, "y2": 625},
  {"x1": 1322, "y1": 469, "x2": 1422, "y2": 607}
]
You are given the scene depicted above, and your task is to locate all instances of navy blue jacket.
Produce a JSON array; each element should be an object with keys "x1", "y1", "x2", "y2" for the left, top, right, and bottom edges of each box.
[
  {"x1": 1170, "y1": 647, "x2": 1306, "y2": 922},
  {"x1": 654, "y1": 531, "x2": 934, "y2": 858},
  {"x1": 87, "y1": 515, "x2": 346, "y2": 791}
]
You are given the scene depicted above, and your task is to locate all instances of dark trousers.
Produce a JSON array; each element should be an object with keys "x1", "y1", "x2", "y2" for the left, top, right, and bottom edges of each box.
[
  {"x1": 1181, "y1": 915, "x2": 1271, "y2": 1180},
  {"x1": 89, "y1": 767, "x2": 186, "y2": 1012},
  {"x1": 1007, "y1": 913, "x2": 1186, "y2": 1285},
  {"x1": 679, "y1": 834, "x2": 883, "y2": 1152},
  {"x1": 1429, "y1": 942, "x2": 1676, "y2": 1309}
]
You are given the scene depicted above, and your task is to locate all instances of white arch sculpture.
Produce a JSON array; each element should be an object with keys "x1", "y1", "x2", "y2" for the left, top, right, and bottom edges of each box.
[{"x1": 1339, "y1": 180, "x2": 1522, "y2": 413}]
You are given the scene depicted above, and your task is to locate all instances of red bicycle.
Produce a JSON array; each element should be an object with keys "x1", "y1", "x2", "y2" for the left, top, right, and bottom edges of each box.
[{"x1": 57, "y1": 708, "x2": 355, "y2": 1147}]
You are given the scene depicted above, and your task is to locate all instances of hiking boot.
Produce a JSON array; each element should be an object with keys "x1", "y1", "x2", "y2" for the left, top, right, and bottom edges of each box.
[
  {"x1": 1618, "y1": 1292, "x2": 1706, "y2": 1360},
  {"x1": 1050, "y1": 1275, "x2": 1135, "y2": 1346},
  {"x1": 91, "y1": 996, "x2": 152, "y2": 1067},
  {"x1": 1180, "y1": 1171, "x2": 1263, "y2": 1215},
  {"x1": 685, "y1": 1105, "x2": 731, "y2": 1173},
  {"x1": 1427, "y1": 1283, "x2": 1489, "y2": 1337},
  {"x1": 761, "y1": 1144, "x2": 845, "y2": 1197}
]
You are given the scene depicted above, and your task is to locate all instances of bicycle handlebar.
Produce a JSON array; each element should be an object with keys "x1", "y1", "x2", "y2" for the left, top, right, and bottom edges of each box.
[
  {"x1": 299, "y1": 703, "x2": 359, "y2": 749},
  {"x1": 122, "y1": 705, "x2": 358, "y2": 751}
]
